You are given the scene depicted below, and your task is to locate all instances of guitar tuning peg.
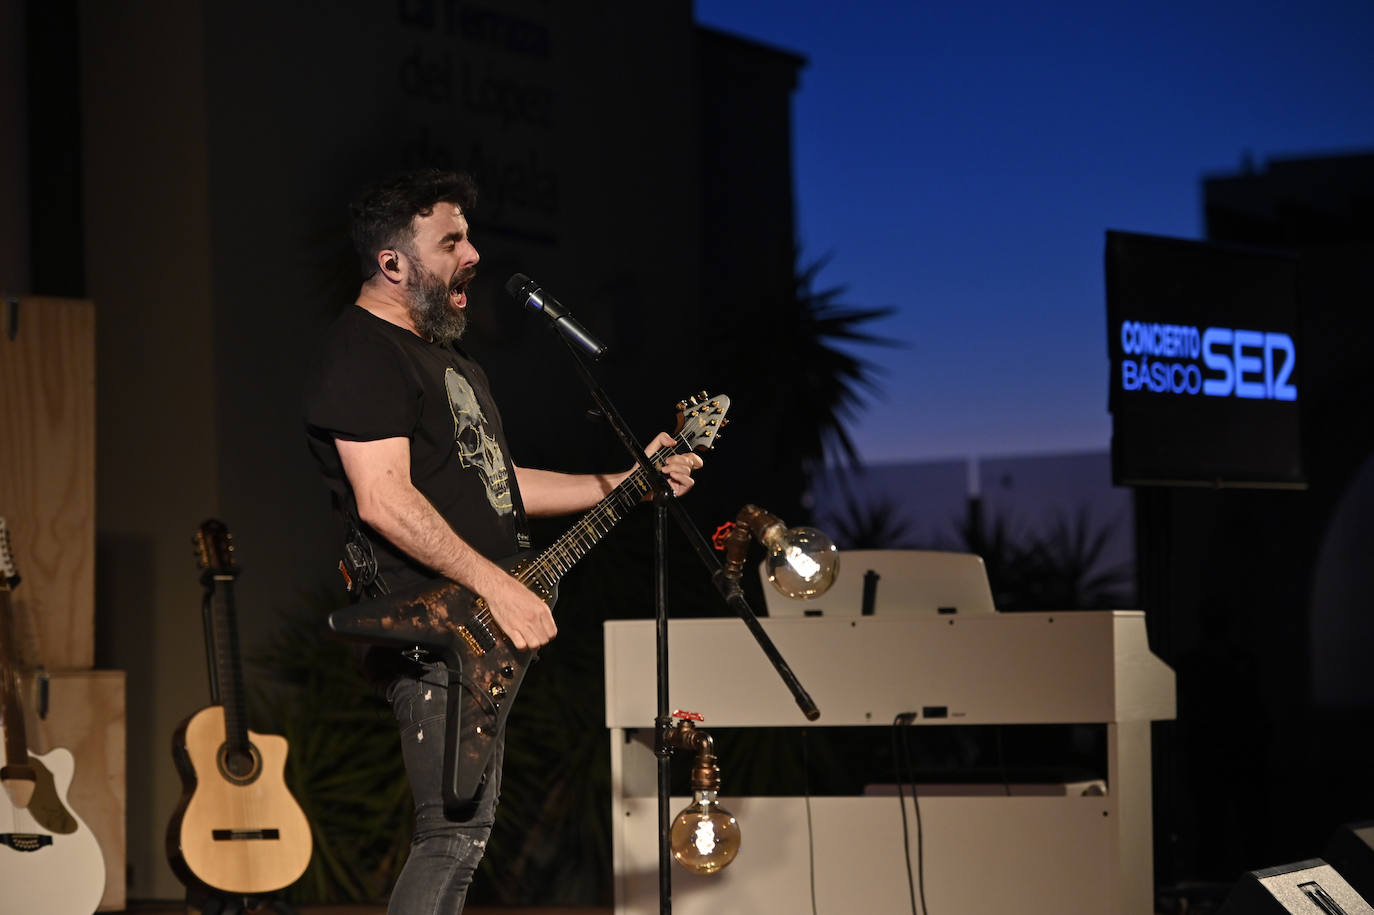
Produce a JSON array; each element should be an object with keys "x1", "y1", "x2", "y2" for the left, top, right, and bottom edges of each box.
[
  {"x1": 697, "y1": 390, "x2": 708, "y2": 402},
  {"x1": 676, "y1": 400, "x2": 687, "y2": 412}
]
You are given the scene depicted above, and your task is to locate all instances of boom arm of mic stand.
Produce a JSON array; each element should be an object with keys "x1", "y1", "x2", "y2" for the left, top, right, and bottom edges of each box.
[
  {"x1": 555, "y1": 334, "x2": 821, "y2": 722},
  {"x1": 709, "y1": 568, "x2": 820, "y2": 720}
]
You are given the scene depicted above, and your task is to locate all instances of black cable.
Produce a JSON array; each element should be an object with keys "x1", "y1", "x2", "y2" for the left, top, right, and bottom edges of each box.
[
  {"x1": 803, "y1": 728, "x2": 818, "y2": 915},
  {"x1": 903, "y1": 723, "x2": 933, "y2": 915},
  {"x1": 891, "y1": 715, "x2": 920, "y2": 915},
  {"x1": 894, "y1": 714, "x2": 935, "y2": 915}
]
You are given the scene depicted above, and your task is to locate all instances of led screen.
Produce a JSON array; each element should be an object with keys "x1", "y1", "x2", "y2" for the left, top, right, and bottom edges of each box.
[{"x1": 1105, "y1": 230, "x2": 1304, "y2": 487}]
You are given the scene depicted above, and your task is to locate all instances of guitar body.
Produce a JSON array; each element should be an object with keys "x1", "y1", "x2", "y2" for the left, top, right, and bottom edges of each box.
[
  {"x1": 329, "y1": 552, "x2": 553, "y2": 817},
  {"x1": 0, "y1": 740, "x2": 106, "y2": 914},
  {"x1": 167, "y1": 705, "x2": 313, "y2": 895},
  {"x1": 1, "y1": 521, "x2": 105, "y2": 913}
]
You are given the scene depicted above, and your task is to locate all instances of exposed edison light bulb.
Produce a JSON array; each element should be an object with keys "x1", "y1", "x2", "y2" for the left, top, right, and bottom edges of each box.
[
  {"x1": 761, "y1": 524, "x2": 839, "y2": 599},
  {"x1": 719, "y1": 505, "x2": 839, "y2": 602},
  {"x1": 663, "y1": 719, "x2": 742, "y2": 875},
  {"x1": 670, "y1": 788, "x2": 741, "y2": 874}
]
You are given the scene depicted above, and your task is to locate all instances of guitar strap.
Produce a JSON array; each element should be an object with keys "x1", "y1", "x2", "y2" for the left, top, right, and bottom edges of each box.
[{"x1": 510, "y1": 477, "x2": 532, "y2": 551}]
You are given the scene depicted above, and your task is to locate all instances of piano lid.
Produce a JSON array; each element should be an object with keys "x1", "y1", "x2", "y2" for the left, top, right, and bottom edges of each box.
[{"x1": 760, "y1": 549, "x2": 997, "y2": 618}]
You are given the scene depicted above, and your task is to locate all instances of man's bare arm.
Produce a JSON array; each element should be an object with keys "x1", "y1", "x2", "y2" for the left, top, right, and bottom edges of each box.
[
  {"x1": 335, "y1": 436, "x2": 557, "y2": 650},
  {"x1": 514, "y1": 432, "x2": 702, "y2": 517}
]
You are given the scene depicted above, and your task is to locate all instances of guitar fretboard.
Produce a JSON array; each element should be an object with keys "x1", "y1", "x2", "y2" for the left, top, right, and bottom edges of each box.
[
  {"x1": 463, "y1": 437, "x2": 687, "y2": 639},
  {"x1": 452, "y1": 392, "x2": 728, "y2": 644},
  {"x1": 1, "y1": 588, "x2": 34, "y2": 778},
  {"x1": 525, "y1": 441, "x2": 681, "y2": 592},
  {"x1": 532, "y1": 454, "x2": 670, "y2": 581},
  {"x1": 208, "y1": 574, "x2": 252, "y2": 755}
]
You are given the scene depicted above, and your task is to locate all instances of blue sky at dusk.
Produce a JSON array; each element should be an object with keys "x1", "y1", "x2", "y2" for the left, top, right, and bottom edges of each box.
[{"x1": 694, "y1": 0, "x2": 1374, "y2": 464}]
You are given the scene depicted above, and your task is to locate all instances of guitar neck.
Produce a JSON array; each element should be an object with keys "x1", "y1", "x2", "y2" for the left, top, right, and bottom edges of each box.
[
  {"x1": 205, "y1": 575, "x2": 251, "y2": 752},
  {"x1": 0, "y1": 587, "x2": 34, "y2": 778},
  {"x1": 518, "y1": 439, "x2": 686, "y2": 594}
]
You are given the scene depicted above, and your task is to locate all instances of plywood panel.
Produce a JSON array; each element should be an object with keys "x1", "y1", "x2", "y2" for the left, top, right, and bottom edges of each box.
[
  {"x1": 0, "y1": 296, "x2": 97, "y2": 669},
  {"x1": 22, "y1": 669, "x2": 127, "y2": 911}
]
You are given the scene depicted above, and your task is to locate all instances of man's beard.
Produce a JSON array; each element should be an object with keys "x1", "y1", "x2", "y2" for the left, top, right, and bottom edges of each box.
[{"x1": 406, "y1": 261, "x2": 473, "y2": 344}]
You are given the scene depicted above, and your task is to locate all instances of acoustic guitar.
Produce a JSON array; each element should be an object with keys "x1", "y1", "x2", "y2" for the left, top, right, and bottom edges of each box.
[
  {"x1": 329, "y1": 392, "x2": 730, "y2": 816},
  {"x1": 166, "y1": 520, "x2": 313, "y2": 895},
  {"x1": 0, "y1": 517, "x2": 106, "y2": 913}
]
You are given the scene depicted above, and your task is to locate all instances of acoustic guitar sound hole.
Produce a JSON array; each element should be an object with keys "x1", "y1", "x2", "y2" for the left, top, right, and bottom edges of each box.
[{"x1": 217, "y1": 742, "x2": 262, "y2": 785}]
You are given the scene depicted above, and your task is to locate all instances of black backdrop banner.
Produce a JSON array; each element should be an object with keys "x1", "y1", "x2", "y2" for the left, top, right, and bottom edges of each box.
[{"x1": 1105, "y1": 229, "x2": 1304, "y2": 488}]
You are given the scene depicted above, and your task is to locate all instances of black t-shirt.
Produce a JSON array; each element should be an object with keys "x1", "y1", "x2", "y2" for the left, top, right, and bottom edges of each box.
[{"x1": 303, "y1": 305, "x2": 526, "y2": 593}]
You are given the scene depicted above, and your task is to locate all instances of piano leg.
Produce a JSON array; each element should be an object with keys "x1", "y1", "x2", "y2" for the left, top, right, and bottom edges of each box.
[{"x1": 1109, "y1": 720, "x2": 1158, "y2": 915}]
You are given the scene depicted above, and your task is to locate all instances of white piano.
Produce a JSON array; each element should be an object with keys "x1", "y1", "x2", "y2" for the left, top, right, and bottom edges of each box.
[{"x1": 604, "y1": 551, "x2": 1176, "y2": 915}]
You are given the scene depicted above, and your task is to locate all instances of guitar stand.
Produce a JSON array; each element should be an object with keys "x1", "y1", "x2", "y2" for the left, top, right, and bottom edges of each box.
[{"x1": 185, "y1": 887, "x2": 298, "y2": 915}]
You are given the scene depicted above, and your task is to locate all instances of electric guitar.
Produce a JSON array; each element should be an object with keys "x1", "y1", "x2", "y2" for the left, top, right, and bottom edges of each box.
[
  {"x1": 0, "y1": 517, "x2": 106, "y2": 914},
  {"x1": 328, "y1": 392, "x2": 730, "y2": 816},
  {"x1": 166, "y1": 520, "x2": 313, "y2": 895}
]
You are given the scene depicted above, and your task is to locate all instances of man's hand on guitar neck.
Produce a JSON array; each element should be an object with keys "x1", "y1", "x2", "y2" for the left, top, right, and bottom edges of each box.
[
  {"x1": 514, "y1": 432, "x2": 702, "y2": 516},
  {"x1": 640, "y1": 430, "x2": 703, "y2": 500}
]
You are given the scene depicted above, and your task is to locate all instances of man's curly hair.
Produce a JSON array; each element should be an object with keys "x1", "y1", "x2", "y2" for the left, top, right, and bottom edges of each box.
[{"x1": 349, "y1": 168, "x2": 478, "y2": 278}]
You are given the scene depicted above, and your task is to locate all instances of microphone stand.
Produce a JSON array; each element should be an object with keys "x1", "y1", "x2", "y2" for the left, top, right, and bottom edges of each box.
[{"x1": 547, "y1": 329, "x2": 820, "y2": 915}]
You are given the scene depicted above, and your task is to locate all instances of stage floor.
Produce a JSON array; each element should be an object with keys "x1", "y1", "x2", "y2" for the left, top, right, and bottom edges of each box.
[
  {"x1": 123, "y1": 905, "x2": 611, "y2": 914},
  {"x1": 124, "y1": 896, "x2": 1192, "y2": 914}
]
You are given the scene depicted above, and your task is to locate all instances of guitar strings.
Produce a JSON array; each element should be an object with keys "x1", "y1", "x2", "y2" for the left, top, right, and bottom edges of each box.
[
  {"x1": 468, "y1": 434, "x2": 691, "y2": 634},
  {"x1": 520, "y1": 438, "x2": 684, "y2": 584}
]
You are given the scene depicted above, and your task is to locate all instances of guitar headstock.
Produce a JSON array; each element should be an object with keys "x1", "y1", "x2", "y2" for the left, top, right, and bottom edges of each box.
[
  {"x1": 673, "y1": 392, "x2": 731, "y2": 452},
  {"x1": 193, "y1": 519, "x2": 237, "y2": 578},
  {"x1": 0, "y1": 517, "x2": 18, "y2": 591}
]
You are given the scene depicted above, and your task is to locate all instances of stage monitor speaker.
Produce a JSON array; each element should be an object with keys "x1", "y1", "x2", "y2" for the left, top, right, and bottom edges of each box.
[
  {"x1": 1326, "y1": 821, "x2": 1374, "y2": 905},
  {"x1": 1217, "y1": 859, "x2": 1373, "y2": 914}
]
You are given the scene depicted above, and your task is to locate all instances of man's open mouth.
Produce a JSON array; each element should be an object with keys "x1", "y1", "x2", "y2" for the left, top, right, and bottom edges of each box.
[{"x1": 451, "y1": 273, "x2": 474, "y2": 309}]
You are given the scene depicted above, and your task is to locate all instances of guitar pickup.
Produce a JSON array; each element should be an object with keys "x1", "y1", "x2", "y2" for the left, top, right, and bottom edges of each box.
[{"x1": 455, "y1": 626, "x2": 485, "y2": 657}]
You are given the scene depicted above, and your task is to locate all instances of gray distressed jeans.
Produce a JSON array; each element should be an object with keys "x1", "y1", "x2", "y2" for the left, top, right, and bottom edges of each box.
[{"x1": 386, "y1": 662, "x2": 504, "y2": 914}]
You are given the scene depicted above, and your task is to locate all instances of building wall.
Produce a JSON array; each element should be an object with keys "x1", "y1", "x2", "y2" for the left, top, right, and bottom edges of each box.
[
  {"x1": 80, "y1": 0, "x2": 219, "y2": 898},
  {"x1": 0, "y1": 0, "x2": 26, "y2": 293},
  {"x1": 1138, "y1": 152, "x2": 1374, "y2": 884},
  {"x1": 1204, "y1": 152, "x2": 1374, "y2": 247}
]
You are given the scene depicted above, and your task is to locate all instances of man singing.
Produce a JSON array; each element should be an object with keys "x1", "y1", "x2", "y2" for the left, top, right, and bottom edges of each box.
[{"x1": 304, "y1": 168, "x2": 702, "y2": 912}]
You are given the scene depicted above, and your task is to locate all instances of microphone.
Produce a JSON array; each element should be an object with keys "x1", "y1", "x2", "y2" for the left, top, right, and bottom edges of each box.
[{"x1": 504, "y1": 273, "x2": 608, "y2": 361}]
